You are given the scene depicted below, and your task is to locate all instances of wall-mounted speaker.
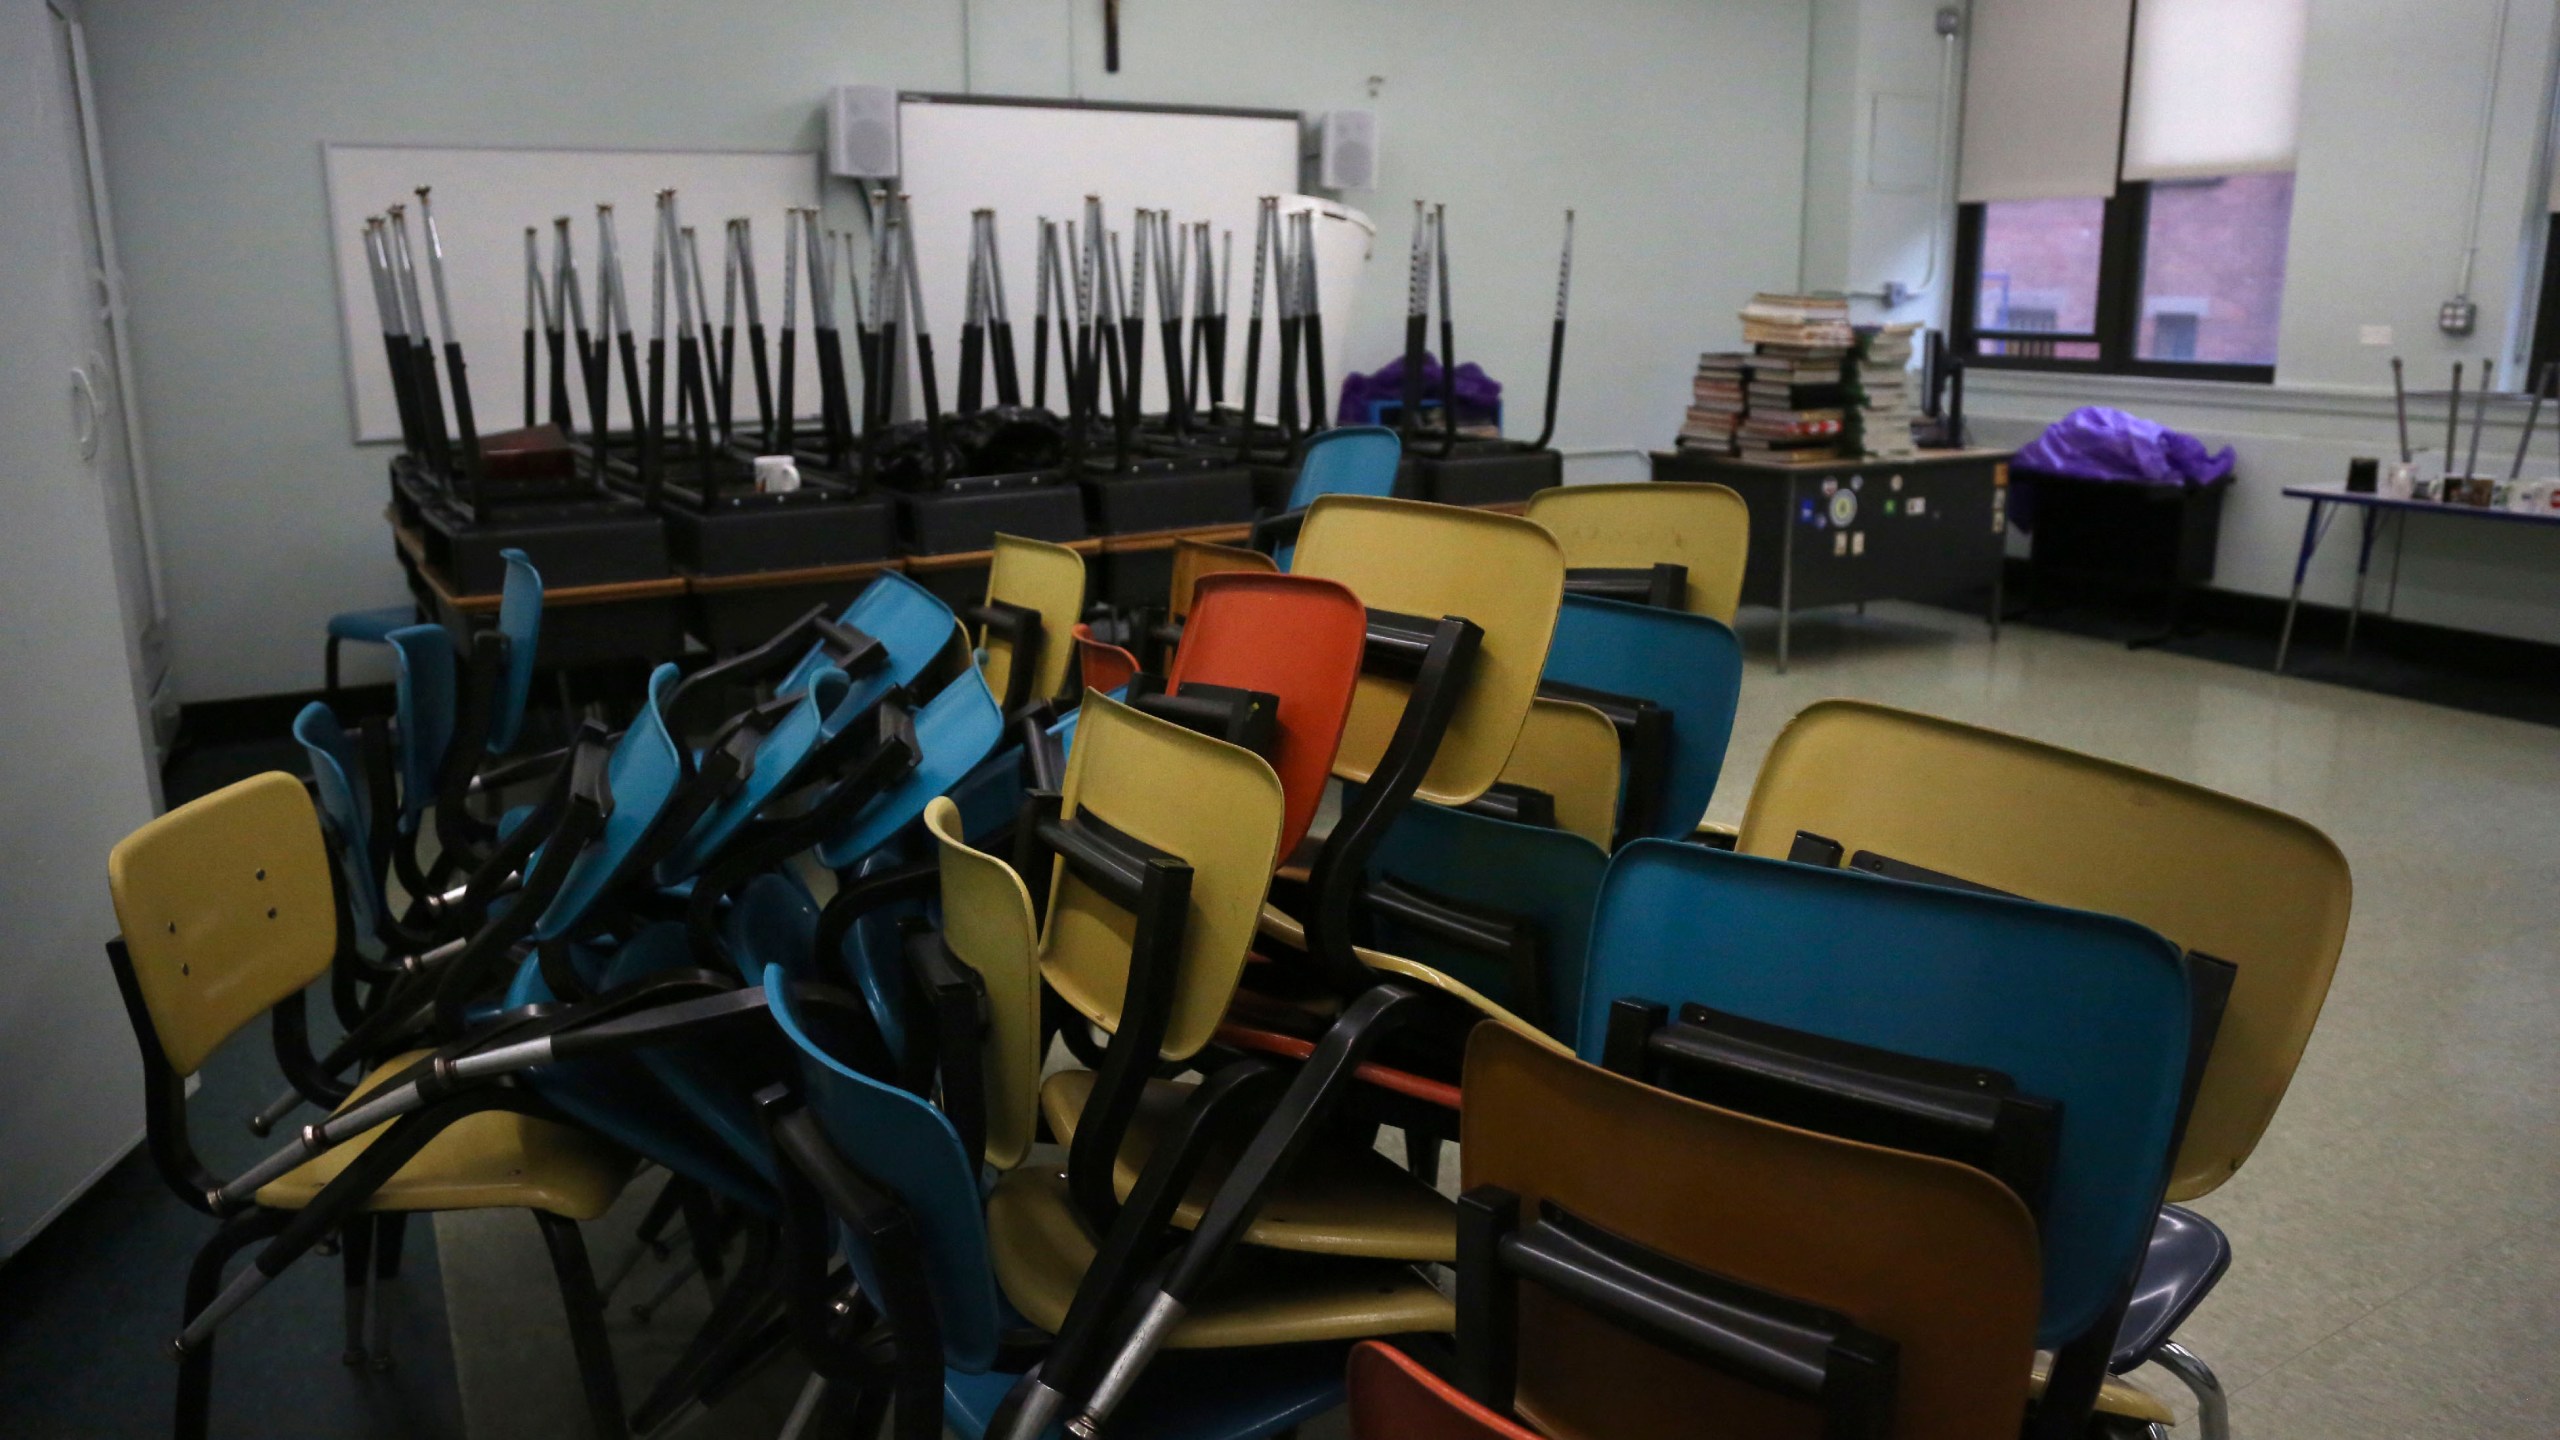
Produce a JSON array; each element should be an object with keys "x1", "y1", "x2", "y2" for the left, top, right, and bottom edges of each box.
[
  {"x1": 1319, "y1": 109, "x2": 1377, "y2": 192},
  {"x1": 829, "y1": 85, "x2": 900, "y2": 179}
]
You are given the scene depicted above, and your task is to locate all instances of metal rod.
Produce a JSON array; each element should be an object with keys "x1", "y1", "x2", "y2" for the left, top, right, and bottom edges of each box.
[
  {"x1": 737, "y1": 219, "x2": 775, "y2": 449},
  {"x1": 1435, "y1": 202, "x2": 1458, "y2": 458},
  {"x1": 1299, "y1": 208, "x2": 1327, "y2": 434},
  {"x1": 415, "y1": 188, "x2": 485, "y2": 512},
  {"x1": 900, "y1": 193, "x2": 946, "y2": 476},
  {"x1": 547, "y1": 220, "x2": 573, "y2": 431},
  {"x1": 716, "y1": 220, "x2": 738, "y2": 444},
  {"x1": 523, "y1": 227, "x2": 544, "y2": 428},
  {"x1": 600, "y1": 206, "x2": 650, "y2": 493},
  {"x1": 388, "y1": 205, "x2": 452, "y2": 478},
  {"x1": 365, "y1": 218, "x2": 425, "y2": 455},
  {"x1": 1274, "y1": 201, "x2": 1302, "y2": 440},
  {"x1": 1530, "y1": 208, "x2": 1576, "y2": 450},
  {"x1": 2390, "y1": 356, "x2": 2412, "y2": 464},
  {"x1": 1032, "y1": 217, "x2": 1054, "y2": 411},
  {"x1": 558, "y1": 217, "x2": 594, "y2": 444},
  {"x1": 2513, "y1": 361, "x2": 2550, "y2": 479},
  {"x1": 2444, "y1": 361, "x2": 2463, "y2": 477},
  {"x1": 987, "y1": 210, "x2": 1021, "y2": 407},
  {"x1": 777, "y1": 208, "x2": 800, "y2": 455},
  {"x1": 1234, "y1": 199, "x2": 1271, "y2": 461},
  {"x1": 808, "y1": 209, "x2": 852, "y2": 468},
  {"x1": 2465, "y1": 358, "x2": 2492, "y2": 484},
  {"x1": 958, "y1": 211, "x2": 988, "y2": 415}
]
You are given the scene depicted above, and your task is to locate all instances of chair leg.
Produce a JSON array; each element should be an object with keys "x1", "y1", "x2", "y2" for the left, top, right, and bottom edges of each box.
[
  {"x1": 367, "y1": 1214, "x2": 404, "y2": 1370},
  {"x1": 340, "y1": 1215, "x2": 377, "y2": 1367},
  {"x1": 175, "y1": 1208, "x2": 293, "y2": 1440},
  {"x1": 2153, "y1": 1339, "x2": 2229, "y2": 1440},
  {"x1": 534, "y1": 1212, "x2": 629, "y2": 1440}
]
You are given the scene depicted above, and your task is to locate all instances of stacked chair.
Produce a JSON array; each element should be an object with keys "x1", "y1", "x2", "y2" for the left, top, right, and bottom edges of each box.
[{"x1": 104, "y1": 484, "x2": 2347, "y2": 1440}]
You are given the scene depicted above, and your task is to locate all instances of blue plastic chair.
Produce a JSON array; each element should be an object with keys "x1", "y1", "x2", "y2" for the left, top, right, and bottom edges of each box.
[
  {"x1": 486, "y1": 548, "x2": 545, "y2": 754},
  {"x1": 1537, "y1": 594, "x2": 1742, "y2": 844},
  {"x1": 324, "y1": 605, "x2": 415, "y2": 697},
  {"x1": 1576, "y1": 840, "x2": 2192, "y2": 1350},
  {"x1": 781, "y1": 571, "x2": 963, "y2": 704},
  {"x1": 292, "y1": 701, "x2": 386, "y2": 956},
  {"x1": 1363, "y1": 799, "x2": 1607, "y2": 1041},
  {"x1": 653, "y1": 667, "x2": 855, "y2": 886},
  {"x1": 530, "y1": 663, "x2": 693, "y2": 945},
  {"x1": 384, "y1": 624, "x2": 456, "y2": 838},
  {"x1": 1273, "y1": 425, "x2": 1401, "y2": 569},
  {"x1": 762, "y1": 960, "x2": 1354, "y2": 1440},
  {"x1": 814, "y1": 666, "x2": 1006, "y2": 874}
]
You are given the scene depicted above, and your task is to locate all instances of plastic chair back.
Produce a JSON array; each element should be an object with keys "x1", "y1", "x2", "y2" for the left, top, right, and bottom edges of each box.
[
  {"x1": 1580, "y1": 840, "x2": 2189, "y2": 1346},
  {"x1": 1736, "y1": 699, "x2": 2352, "y2": 1202},
  {"x1": 386, "y1": 623, "x2": 456, "y2": 832},
  {"x1": 981, "y1": 534, "x2": 1088, "y2": 706},
  {"x1": 767, "y1": 963, "x2": 1006, "y2": 1373},
  {"x1": 1291, "y1": 496, "x2": 1564, "y2": 808},
  {"x1": 782, "y1": 570, "x2": 963, "y2": 702},
  {"x1": 1348, "y1": 1342, "x2": 1543, "y2": 1440},
  {"x1": 1365, "y1": 800, "x2": 1606, "y2": 1038},
  {"x1": 814, "y1": 664, "x2": 1007, "y2": 872},
  {"x1": 487, "y1": 547, "x2": 545, "y2": 754},
  {"x1": 1072, "y1": 624, "x2": 1141, "y2": 698},
  {"x1": 1286, "y1": 425, "x2": 1403, "y2": 511},
  {"x1": 1494, "y1": 700, "x2": 1619, "y2": 849},
  {"x1": 1541, "y1": 594, "x2": 1744, "y2": 841},
  {"x1": 107, "y1": 773, "x2": 339, "y2": 1076},
  {"x1": 654, "y1": 667, "x2": 853, "y2": 884},
  {"x1": 292, "y1": 702, "x2": 384, "y2": 947},
  {"x1": 1044, "y1": 693, "x2": 1286, "y2": 1062},
  {"x1": 1525, "y1": 482, "x2": 1750, "y2": 622},
  {"x1": 921, "y1": 797, "x2": 1047, "y2": 1171},
  {"x1": 1462, "y1": 1025, "x2": 2041, "y2": 1440},
  {"x1": 534, "y1": 663, "x2": 688, "y2": 941},
  {"x1": 1165, "y1": 572, "x2": 1367, "y2": 858},
  {"x1": 1166, "y1": 539, "x2": 1277, "y2": 625}
]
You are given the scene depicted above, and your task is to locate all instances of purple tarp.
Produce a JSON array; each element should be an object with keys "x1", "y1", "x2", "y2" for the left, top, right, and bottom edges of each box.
[
  {"x1": 1337, "y1": 353, "x2": 1502, "y2": 426},
  {"x1": 2011, "y1": 406, "x2": 2235, "y2": 529}
]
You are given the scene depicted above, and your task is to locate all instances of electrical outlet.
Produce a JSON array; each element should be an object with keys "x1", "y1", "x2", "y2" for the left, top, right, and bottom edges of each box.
[
  {"x1": 2360, "y1": 324, "x2": 2394, "y2": 346},
  {"x1": 2440, "y1": 298, "x2": 2479, "y2": 336}
]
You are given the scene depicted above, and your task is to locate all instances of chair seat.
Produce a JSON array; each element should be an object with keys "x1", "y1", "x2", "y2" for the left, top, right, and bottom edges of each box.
[
  {"x1": 256, "y1": 1050, "x2": 635, "y2": 1219},
  {"x1": 2029, "y1": 1355, "x2": 2177, "y2": 1427},
  {"x1": 942, "y1": 1342, "x2": 1353, "y2": 1440},
  {"x1": 985, "y1": 1165, "x2": 1454, "y2": 1347},
  {"x1": 328, "y1": 605, "x2": 417, "y2": 643},
  {"x1": 1039, "y1": 1070, "x2": 1455, "y2": 1261},
  {"x1": 2111, "y1": 1203, "x2": 2234, "y2": 1369}
]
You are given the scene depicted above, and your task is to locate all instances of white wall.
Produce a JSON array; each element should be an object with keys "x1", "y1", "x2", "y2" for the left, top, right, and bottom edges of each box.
[
  {"x1": 0, "y1": 0, "x2": 161, "y2": 1256},
  {"x1": 79, "y1": 0, "x2": 1814, "y2": 703},
  {"x1": 1812, "y1": 0, "x2": 2560, "y2": 643}
]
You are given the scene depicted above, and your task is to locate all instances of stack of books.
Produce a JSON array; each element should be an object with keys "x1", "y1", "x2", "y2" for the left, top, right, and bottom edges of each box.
[
  {"x1": 1739, "y1": 293, "x2": 1856, "y2": 349},
  {"x1": 1678, "y1": 351, "x2": 1751, "y2": 452},
  {"x1": 1736, "y1": 295, "x2": 1852, "y2": 465},
  {"x1": 1847, "y1": 322, "x2": 1921, "y2": 460}
]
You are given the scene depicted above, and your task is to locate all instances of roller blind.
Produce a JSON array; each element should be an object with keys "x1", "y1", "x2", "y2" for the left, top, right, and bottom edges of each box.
[
  {"x1": 1958, "y1": 0, "x2": 2135, "y2": 203},
  {"x1": 2122, "y1": 0, "x2": 2308, "y2": 181}
]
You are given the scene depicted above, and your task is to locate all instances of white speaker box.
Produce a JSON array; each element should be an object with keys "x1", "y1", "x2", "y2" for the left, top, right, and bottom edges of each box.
[
  {"x1": 829, "y1": 85, "x2": 900, "y2": 179},
  {"x1": 1319, "y1": 110, "x2": 1377, "y2": 191}
]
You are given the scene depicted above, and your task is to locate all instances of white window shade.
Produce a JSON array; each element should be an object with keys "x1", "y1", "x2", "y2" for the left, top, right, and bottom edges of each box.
[
  {"x1": 2122, "y1": 0, "x2": 2307, "y2": 181},
  {"x1": 1958, "y1": 0, "x2": 2135, "y2": 203}
]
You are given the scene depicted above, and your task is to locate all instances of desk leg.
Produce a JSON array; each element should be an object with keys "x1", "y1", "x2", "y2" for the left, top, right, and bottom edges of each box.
[
  {"x1": 1778, "y1": 477, "x2": 1797, "y2": 674},
  {"x1": 1989, "y1": 553, "x2": 2004, "y2": 644},
  {"x1": 2274, "y1": 498, "x2": 2323, "y2": 674},
  {"x1": 2344, "y1": 505, "x2": 2380, "y2": 658}
]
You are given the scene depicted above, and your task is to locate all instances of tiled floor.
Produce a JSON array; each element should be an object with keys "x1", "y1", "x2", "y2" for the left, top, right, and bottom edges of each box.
[{"x1": 1709, "y1": 604, "x2": 2560, "y2": 1437}]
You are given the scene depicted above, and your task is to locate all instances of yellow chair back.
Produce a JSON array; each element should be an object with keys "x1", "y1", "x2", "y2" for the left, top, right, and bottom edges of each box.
[
  {"x1": 1525, "y1": 481, "x2": 1750, "y2": 622},
  {"x1": 922, "y1": 796, "x2": 1046, "y2": 1171},
  {"x1": 1292, "y1": 497, "x2": 1563, "y2": 807},
  {"x1": 1167, "y1": 539, "x2": 1278, "y2": 624},
  {"x1": 1045, "y1": 693, "x2": 1287, "y2": 1061},
  {"x1": 1494, "y1": 699, "x2": 1621, "y2": 850},
  {"x1": 982, "y1": 533, "x2": 1088, "y2": 705},
  {"x1": 1736, "y1": 700, "x2": 2352, "y2": 1201},
  {"x1": 107, "y1": 773, "x2": 340, "y2": 1077}
]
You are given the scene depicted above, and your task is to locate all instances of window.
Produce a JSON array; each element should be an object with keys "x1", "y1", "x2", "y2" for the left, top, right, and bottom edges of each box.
[{"x1": 1952, "y1": 175, "x2": 2292, "y2": 381}]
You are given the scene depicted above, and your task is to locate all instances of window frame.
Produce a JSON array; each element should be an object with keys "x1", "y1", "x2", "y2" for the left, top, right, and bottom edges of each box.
[{"x1": 1952, "y1": 180, "x2": 2279, "y2": 385}]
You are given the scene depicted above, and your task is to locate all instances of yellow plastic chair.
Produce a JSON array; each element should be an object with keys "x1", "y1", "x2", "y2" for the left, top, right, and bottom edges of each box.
[
  {"x1": 1490, "y1": 697, "x2": 1621, "y2": 850},
  {"x1": 1524, "y1": 481, "x2": 1750, "y2": 622},
  {"x1": 105, "y1": 773, "x2": 635, "y2": 1440},
  {"x1": 978, "y1": 534, "x2": 1088, "y2": 711},
  {"x1": 1168, "y1": 538, "x2": 1278, "y2": 625},
  {"x1": 1737, "y1": 698, "x2": 2353, "y2": 1436}
]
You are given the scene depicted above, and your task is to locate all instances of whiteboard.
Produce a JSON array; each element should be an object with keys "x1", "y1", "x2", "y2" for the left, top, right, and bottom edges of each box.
[
  {"x1": 324, "y1": 144, "x2": 822, "y2": 444},
  {"x1": 894, "y1": 98, "x2": 1372, "y2": 420}
]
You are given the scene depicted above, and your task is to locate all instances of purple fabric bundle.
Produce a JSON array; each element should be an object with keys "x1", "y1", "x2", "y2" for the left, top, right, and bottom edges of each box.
[
  {"x1": 2011, "y1": 406, "x2": 2235, "y2": 528},
  {"x1": 1336, "y1": 352, "x2": 1503, "y2": 426}
]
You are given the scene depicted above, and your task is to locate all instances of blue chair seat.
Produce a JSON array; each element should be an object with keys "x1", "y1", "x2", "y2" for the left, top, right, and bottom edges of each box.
[
  {"x1": 2111, "y1": 1204, "x2": 2232, "y2": 1371},
  {"x1": 328, "y1": 604, "x2": 416, "y2": 643}
]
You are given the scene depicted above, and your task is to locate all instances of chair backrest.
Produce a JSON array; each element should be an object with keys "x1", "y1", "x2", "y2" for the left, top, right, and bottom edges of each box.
[
  {"x1": 1348, "y1": 1342, "x2": 1544, "y2": 1440},
  {"x1": 1493, "y1": 699, "x2": 1620, "y2": 850},
  {"x1": 1164, "y1": 572, "x2": 1367, "y2": 859},
  {"x1": 487, "y1": 547, "x2": 545, "y2": 754},
  {"x1": 1287, "y1": 424, "x2": 1403, "y2": 511},
  {"x1": 653, "y1": 667, "x2": 853, "y2": 884},
  {"x1": 534, "y1": 663, "x2": 689, "y2": 941},
  {"x1": 291, "y1": 702, "x2": 384, "y2": 946},
  {"x1": 1291, "y1": 496, "x2": 1564, "y2": 808},
  {"x1": 1365, "y1": 799, "x2": 1606, "y2": 1038},
  {"x1": 1166, "y1": 538, "x2": 1277, "y2": 624},
  {"x1": 1579, "y1": 840, "x2": 2190, "y2": 1347},
  {"x1": 782, "y1": 570, "x2": 963, "y2": 702},
  {"x1": 981, "y1": 533, "x2": 1088, "y2": 706},
  {"x1": 1736, "y1": 699, "x2": 2352, "y2": 1202},
  {"x1": 766, "y1": 964, "x2": 1005, "y2": 1374},
  {"x1": 1462, "y1": 1024, "x2": 2042, "y2": 1440},
  {"x1": 923, "y1": 797, "x2": 1046, "y2": 1172},
  {"x1": 1524, "y1": 482, "x2": 1750, "y2": 622},
  {"x1": 106, "y1": 772, "x2": 340, "y2": 1077},
  {"x1": 1071, "y1": 624, "x2": 1140, "y2": 698},
  {"x1": 813, "y1": 663, "x2": 1007, "y2": 872},
  {"x1": 1044, "y1": 693, "x2": 1286, "y2": 1062},
  {"x1": 386, "y1": 622, "x2": 456, "y2": 832},
  {"x1": 1540, "y1": 594, "x2": 1744, "y2": 842}
]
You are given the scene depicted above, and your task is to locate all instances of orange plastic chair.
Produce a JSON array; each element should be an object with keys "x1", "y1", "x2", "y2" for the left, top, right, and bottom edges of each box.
[
  {"x1": 1071, "y1": 623, "x2": 1140, "y2": 696},
  {"x1": 1163, "y1": 571, "x2": 1368, "y2": 861},
  {"x1": 1349, "y1": 1342, "x2": 1544, "y2": 1440}
]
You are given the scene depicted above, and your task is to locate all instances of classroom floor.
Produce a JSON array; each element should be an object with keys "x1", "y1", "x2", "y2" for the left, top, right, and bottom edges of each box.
[{"x1": 6, "y1": 600, "x2": 2553, "y2": 1439}]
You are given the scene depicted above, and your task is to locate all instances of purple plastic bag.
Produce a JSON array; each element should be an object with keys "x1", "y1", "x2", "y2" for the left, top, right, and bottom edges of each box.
[
  {"x1": 1336, "y1": 352, "x2": 1503, "y2": 426},
  {"x1": 2011, "y1": 406, "x2": 2234, "y2": 529}
]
